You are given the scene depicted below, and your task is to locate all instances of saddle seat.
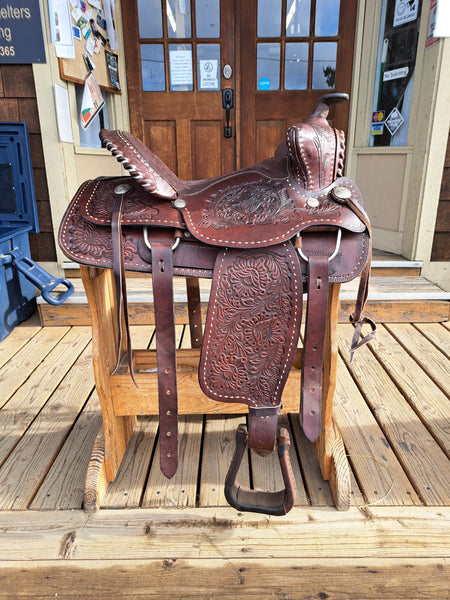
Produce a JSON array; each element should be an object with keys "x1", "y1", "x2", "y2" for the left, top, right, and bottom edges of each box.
[{"x1": 59, "y1": 94, "x2": 375, "y2": 515}]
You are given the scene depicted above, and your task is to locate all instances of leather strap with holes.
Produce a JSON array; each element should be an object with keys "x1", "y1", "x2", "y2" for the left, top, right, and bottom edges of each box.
[
  {"x1": 149, "y1": 229, "x2": 179, "y2": 479},
  {"x1": 301, "y1": 254, "x2": 330, "y2": 442}
]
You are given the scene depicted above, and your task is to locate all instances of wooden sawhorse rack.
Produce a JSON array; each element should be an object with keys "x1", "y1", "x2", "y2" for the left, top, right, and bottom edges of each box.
[{"x1": 80, "y1": 264, "x2": 351, "y2": 513}]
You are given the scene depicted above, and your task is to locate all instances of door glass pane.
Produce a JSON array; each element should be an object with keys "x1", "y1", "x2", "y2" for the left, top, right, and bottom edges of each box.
[
  {"x1": 371, "y1": 0, "x2": 421, "y2": 147},
  {"x1": 141, "y1": 44, "x2": 166, "y2": 91},
  {"x1": 285, "y1": 43, "x2": 308, "y2": 90},
  {"x1": 197, "y1": 44, "x2": 220, "y2": 90},
  {"x1": 312, "y1": 42, "x2": 337, "y2": 89},
  {"x1": 138, "y1": 0, "x2": 163, "y2": 38},
  {"x1": 257, "y1": 43, "x2": 280, "y2": 90},
  {"x1": 167, "y1": 0, "x2": 192, "y2": 38},
  {"x1": 169, "y1": 44, "x2": 193, "y2": 90},
  {"x1": 196, "y1": 0, "x2": 220, "y2": 38},
  {"x1": 315, "y1": 0, "x2": 340, "y2": 36},
  {"x1": 257, "y1": 0, "x2": 281, "y2": 37},
  {"x1": 286, "y1": 0, "x2": 311, "y2": 37}
]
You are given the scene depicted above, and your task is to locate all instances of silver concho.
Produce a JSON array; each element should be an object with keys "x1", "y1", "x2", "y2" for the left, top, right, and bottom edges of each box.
[
  {"x1": 173, "y1": 198, "x2": 186, "y2": 209},
  {"x1": 333, "y1": 186, "x2": 352, "y2": 201},
  {"x1": 114, "y1": 183, "x2": 131, "y2": 195},
  {"x1": 306, "y1": 197, "x2": 320, "y2": 208}
]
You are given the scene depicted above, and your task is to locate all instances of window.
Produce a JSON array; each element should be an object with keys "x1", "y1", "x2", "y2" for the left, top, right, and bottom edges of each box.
[
  {"x1": 138, "y1": 0, "x2": 221, "y2": 92},
  {"x1": 370, "y1": 0, "x2": 422, "y2": 146},
  {"x1": 75, "y1": 85, "x2": 111, "y2": 148},
  {"x1": 256, "y1": 0, "x2": 341, "y2": 91}
]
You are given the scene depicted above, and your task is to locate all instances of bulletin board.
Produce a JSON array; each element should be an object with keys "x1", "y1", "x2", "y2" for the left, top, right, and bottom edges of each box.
[{"x1": 58, "y1": 2, "x2": 121, "y2": 94}]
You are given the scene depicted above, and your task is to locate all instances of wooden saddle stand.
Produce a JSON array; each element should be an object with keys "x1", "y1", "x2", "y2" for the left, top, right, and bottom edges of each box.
[{"x1": 59, "y1": 93, "x2": 375, "y2": 515}]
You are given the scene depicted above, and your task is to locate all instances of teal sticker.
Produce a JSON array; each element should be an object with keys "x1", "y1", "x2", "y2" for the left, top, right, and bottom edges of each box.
[{"x1": 258, "y1": 77, "x2": 270, "y2": 90}]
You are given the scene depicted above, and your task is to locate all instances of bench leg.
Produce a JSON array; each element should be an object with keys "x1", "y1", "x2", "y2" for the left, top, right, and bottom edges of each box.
[
  {"x1": 81, "y1": 265, "x2": 136, "y2": 483},
  {"x1": 83, "y1": 426, "x2": 107, "y2": 513},
  {"x1": 314, "y1": 283, "x2": 351, "y2": 510}
]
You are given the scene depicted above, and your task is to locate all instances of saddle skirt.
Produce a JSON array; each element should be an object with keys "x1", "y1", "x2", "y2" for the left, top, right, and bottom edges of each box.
[{"x1": 59, "y1": 93, "x2": 375, "y2": 515}]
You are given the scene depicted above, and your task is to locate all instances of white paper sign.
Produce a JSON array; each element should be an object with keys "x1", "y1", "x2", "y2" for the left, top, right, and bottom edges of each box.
[
  {"x1": 385, "y1": 107, "x2": 405, "y2": 135},
  {"x1": 434, "y1": 0, "x2": 450, "y2": 37},
  {"x1": 383, "y1": 66, "x2": 409, "y2": 81},
  {"x1": 393, "y1": 0, "x2": 419, "y2": 27},
  {"x1": 199, "y1": 59, "x2": 218, "y2": 90},
  {"x1": 49, "y1": 0, "x2": 75, "y2": 58},
  {"x1": 169, "y1": 49, "x2": 193, "y2": 88},
  {"x1": 103, "y1": 0, "x2": 118, "y2": 50},
  {"x1": 54, "y1": 84, "x2": 73, "y2": 143}
]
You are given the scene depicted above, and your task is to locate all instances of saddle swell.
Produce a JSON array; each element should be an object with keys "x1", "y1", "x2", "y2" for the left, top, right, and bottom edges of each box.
[{"x1": 59, "y1": 94, "x2": 375, "y2": 516}]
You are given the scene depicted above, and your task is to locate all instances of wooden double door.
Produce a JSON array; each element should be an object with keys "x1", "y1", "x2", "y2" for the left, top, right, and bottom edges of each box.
[{"x1": 122, "y1": 0, "x2": 357, "y2": 179}]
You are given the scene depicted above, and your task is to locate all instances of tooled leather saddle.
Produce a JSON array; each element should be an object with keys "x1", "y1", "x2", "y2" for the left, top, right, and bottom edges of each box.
[{"x1": 59, "y1": 93, "x2": 375, "y2": 515}]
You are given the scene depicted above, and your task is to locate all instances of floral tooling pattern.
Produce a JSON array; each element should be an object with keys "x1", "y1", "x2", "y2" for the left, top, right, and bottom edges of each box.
[
  {"x1": 199, "y1": 180, "x2": 295, "y2": 229},
  {"x1": 204, "y1": 249, "x2": 297, "y2": 405}
]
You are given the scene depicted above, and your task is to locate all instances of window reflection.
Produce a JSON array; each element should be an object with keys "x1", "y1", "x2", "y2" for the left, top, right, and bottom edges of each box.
[
  {"x1": 257, "y1": 43, "x2": 280, "y2": 90},
  {"x1": 257, "y1": 0, "x2": 282, "y2": 37},
  {"x1": 196, "y1": 0, "x2": 220, "y2": 38},
  {"x1": 312, "y1": 42, "x2": 337, "y2": 89},
  {"x1": 315, "y1": 0, "x2": 340, "y2": 36},
  {"x1": 285, "y1": 43, "x2": 308, "y2": 89},
  {"x1": 141, "y1": 44, "x2": 166, "y2": 91},
  {"x1": 167, "y1": 0, "x2": 192, "y2": 38},
  {"x1": 138, "y1": 0, "x2": 163, "y2": 38},
  {"x1": 286, "y1": 0, "x2": 311, "y2": 37}
]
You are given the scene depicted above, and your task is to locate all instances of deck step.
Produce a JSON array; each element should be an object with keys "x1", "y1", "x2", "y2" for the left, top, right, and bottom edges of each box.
[{"x1": 38, "y1": 274, "x2": 450, "y2": 326}]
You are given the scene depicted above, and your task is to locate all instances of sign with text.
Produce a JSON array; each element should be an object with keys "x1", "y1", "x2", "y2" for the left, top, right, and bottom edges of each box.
[{"x1": 0, "y1": 1, "x2": 46, "y2": 63}]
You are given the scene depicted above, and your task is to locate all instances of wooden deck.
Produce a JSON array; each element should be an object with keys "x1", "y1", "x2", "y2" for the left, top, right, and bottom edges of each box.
[{"x1": 0, "y1": 311, "x2": 449, "y2": 598}]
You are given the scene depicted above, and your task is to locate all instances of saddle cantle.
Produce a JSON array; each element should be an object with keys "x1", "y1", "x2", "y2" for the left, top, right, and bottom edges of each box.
[{"x1": 59, "y1": 93, "x2": 375, "y2": 515}]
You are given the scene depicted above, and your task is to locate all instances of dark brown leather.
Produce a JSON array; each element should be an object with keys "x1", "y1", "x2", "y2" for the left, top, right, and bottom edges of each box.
[
  {"x1": 224, "y1": 424, "x2": 296, "y2": 516},
  {"x1": 148, "y1": 229, "x2": 179, "y2": 478},
  {"x1": 59, "y1": 94, "x2": 375, "y2": 515}
]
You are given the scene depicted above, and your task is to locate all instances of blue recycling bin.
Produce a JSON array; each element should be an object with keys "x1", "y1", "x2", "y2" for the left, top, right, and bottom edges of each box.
[{"x1": 0, "y1": 122, "x2": 73, "y2": 341}]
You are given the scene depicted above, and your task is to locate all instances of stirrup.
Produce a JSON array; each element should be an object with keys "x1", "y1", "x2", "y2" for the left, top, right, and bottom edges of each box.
[{"x1": 224, "y1": 424, "x2": 297, "y2": 516}]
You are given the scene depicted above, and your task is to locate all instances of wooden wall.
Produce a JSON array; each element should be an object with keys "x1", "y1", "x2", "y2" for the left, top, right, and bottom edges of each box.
[
  {"x1": 431, "y1": 131, "x2": 450, "y2": 262},
  {"x1": 0, "y1": 64, "x2": 56, "y2": 263}
]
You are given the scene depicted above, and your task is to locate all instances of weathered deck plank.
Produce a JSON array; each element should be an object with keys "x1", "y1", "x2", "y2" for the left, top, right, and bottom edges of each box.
[
  {"x1": 0, "y1": 323, "x2": 41, "y2": 369},
  {"x1": 30, "y1": 394, "x2": 102, "y2": 511},
  {"x1": 0, "y1": 341, "x2": 95, "y2": 510},
  {"x1": 333, "y1": 354, "x2": 421, "y2": 506},
  {"x1": 0, "y1": 320, "x2": 448, "y2": 514},
  {"x1": 339, "y1": 324, "x2": 450, "y2": 505},
  {"x1": 0, "y1": 506, "x2": 447, "y2": 560},
  {"x1": 385, "y1": 322, "x2": 450, "y2": 396},
  {"x1": 0, "y1": 326, "x2": 70, "y2": 406},
  {"x1": 0, "y1": 327, "x2": 92, "y2": 470},
  {"x1": 289, "y1": 417, "x2": 335, "y2": 506},
  {"x1": 1, "y1": 557, "x2": 448, "y2": 599},
  {"x1": 199, "y1": 414, "x2": 250, "y2": 507},
  {"x1": 414, "y1": 322, "x2": 450, "y2": 359},
  {"x1": 142, "y1": 415, "x2": 204, "y2": 508},
  {"x1": 0, "y1": 318, "x2": 449, "y2": 597},
  {"x1": 375, "y1": 325, "x2": 450, "y2": 455}
]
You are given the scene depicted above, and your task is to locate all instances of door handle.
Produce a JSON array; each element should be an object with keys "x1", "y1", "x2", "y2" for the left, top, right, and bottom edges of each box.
[{"x1": 222, "y1": 88, "x2": 233, "y2": 138}]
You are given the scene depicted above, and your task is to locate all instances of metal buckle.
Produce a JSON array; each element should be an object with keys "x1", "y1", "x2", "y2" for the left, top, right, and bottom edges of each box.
[
  {"x1": 143, "y1": 227, "x2": 181, "y2": 251},
  {"x1": 297, "y1": 227, "x2": 342, "y2": 263}
]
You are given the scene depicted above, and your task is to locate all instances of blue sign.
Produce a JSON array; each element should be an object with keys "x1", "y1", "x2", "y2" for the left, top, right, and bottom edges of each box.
[
  {"x1": 258, "y1": 77, "x2": 271, "y2": 91},
  {"x1": 0, "y1": 1, "x2": 46, "y2": 63}
]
